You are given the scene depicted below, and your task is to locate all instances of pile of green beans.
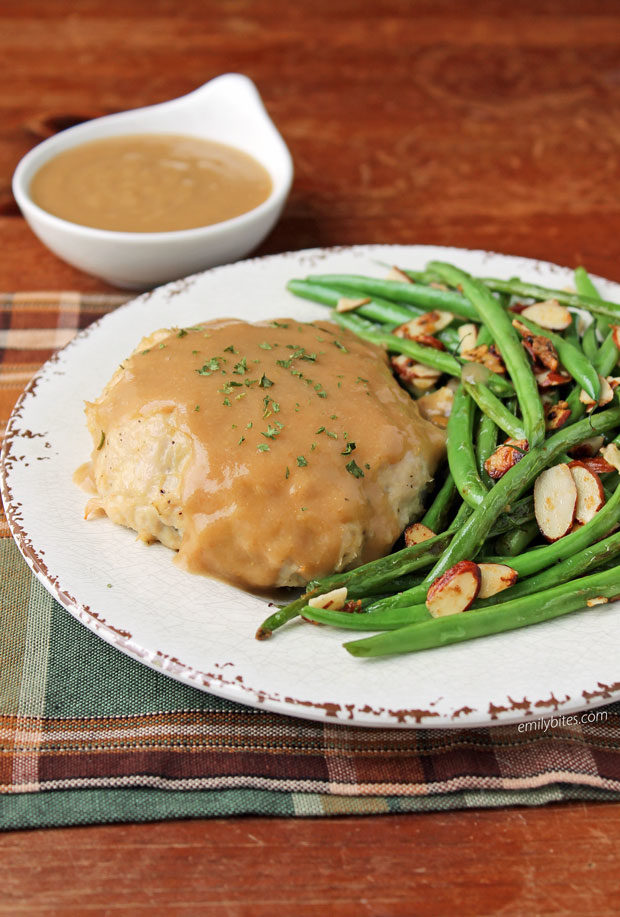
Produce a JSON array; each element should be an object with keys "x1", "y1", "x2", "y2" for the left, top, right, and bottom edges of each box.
[{"x1": 255, "y1": 260, "x2": 620, "y2": 657}]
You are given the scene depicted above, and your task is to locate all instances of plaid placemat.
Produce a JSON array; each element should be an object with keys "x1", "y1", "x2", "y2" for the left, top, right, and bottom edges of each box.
[{"x1": 3, "y1": 292, "x2": 620, "y2": 831}]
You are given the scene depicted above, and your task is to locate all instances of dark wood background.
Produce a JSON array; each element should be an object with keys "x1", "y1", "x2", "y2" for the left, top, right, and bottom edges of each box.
[{"x1": 3, "y1": 1, "x2": 620, "y2": 913}]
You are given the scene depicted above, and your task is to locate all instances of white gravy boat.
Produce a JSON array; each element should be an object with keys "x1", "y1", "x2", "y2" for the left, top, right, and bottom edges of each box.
[{"x1": 13, "y1": 74, "x2": 294, "y2": 289}]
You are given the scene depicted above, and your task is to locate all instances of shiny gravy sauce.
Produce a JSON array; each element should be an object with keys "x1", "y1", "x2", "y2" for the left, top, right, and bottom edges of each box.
[
  {"x1": 29, "y1": 133, "x2": 273, "y2": 232},
  {"x1": 82, "y1": 320, "x2": 445, "y2": 590}
]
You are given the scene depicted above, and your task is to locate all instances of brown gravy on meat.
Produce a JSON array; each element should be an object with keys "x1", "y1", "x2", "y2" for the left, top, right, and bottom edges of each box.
[
  {"x1": 83, "y1": 319, "x2": 444, "y2": 589},
  {"x1": 30, "y1": 134, "x2": 272, "y2": 232}
]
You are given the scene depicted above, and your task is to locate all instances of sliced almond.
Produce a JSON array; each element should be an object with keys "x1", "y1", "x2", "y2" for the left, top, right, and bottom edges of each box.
[
  {"x1": 569, "y1": 462, "x2": 605, "y2": 524},
  {"x1": 385, "y1": 266, "x2": 413, "y2": 283},
  {"x1": 534, "y1": 464, "x2": 577, "y2": 541},
  {"x1": 484, "y1": 438, "x2": 529, "y2": 480},
  {"x1": 578, "y1": 455, "x2": 616, "y2": 474},
  {"x1": 308, "y1": 587, "x2": 348, "y2": 611},
  {"x1": 600, "y1": 442, "x2": 620, "y2": 472},
  {"x1": 426, "y1": 561, "x2": 481, "y2": 618},
  {"x1": 587, "y1": 596, "x2": 609, "y2": 607},
  {"x1": 513, "y1": 321, "x2": 559, "y2": 371},
  {"x1": 404, "y1": 522, "x2": 436, "y2": 547},
  {"x1": 520, "y1": 299, "x2": 572, "y2": 330},
  {"x1": 409, "y1": 378, "x2": 437, "y2": 393},
  {"x1": 535, "y1": 369, "x2": 572, "y2": 388},
  {"x1": 410, "y1": 333, "x2": 446, "y2": 351},
  {"x1": 416, "y1": 385, "x2": 455, "y2": 428},
  {"x1": 607, "y1": 376, "x2": 620, "y2": 391},
  {"x1": 477, "y1": 563, "x2": 519, "y2": 599},
  {"x1": 461, "y1": 343, "x2": 506, "y2": 375},
  {"x1": 390, "y1": 354, "x2": 437, "y2": 385},
  {"x1": 612, "y1": 325, "x2": 620, "y2": 350},
  {"x1": 544, "y1": 400, "x2": 571, "y2": 431},
  {"x1": 336, "y1": 296, "x2": 371, "y2": 313},
  {"x1": 570, "y1": 435, "x2": 605, "y2": 459},
  {"x1": 580, "y1": 375, "x2": 614, "y2": 411},
  {"x1": 394, "y1": 310, "x2": 453, "y2": 338},
  {"x1": 457, "y1": 323, "x2": 479, "y2": 354}
]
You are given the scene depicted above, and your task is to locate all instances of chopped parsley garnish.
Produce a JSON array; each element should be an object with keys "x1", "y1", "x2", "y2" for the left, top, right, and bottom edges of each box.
[
  {"x1": 238, "y1": 436, "x2": 245, "y2": 445},
  {"x1": 222, "y1": 397, "x2": 231, "y2": 406},
  {"x1": 220, "y1": 380, "x2": 243, "y2": 394},
  {"x1": 259, "y1": 373, "x2": 274, "y2": 388},
  {"x1": 177, "y1": 329, "x2": 188, "y2": 338},
  {"x1": 315, "y1": 426, "x2": 326, "y2": 434},
  {"x1": 341, "y1": 442, "x2": 356, "y2": 454},
  {"x1": 297, "y1": 455, "x2": 308, "y2": 467},
  {"x1": 285, "y1": 466, "x2": 290, "y2": 479},
  {"x1": 194, "y1": 405, "x2": 200, "y2": 412},
  {"x1": 257, "y1": 443, "x2": 270, "y2": 453},
  {"x1": 223, "y1": 344, "x2": 238, "y2": 353},
  {"x1": 334, "y1": 340, "x2": 348, "y2": 352},
  {"x1": 346, "y1": 459, "x2": 364, "y2": 478},
  {"x1": 259, "y1": 341, "x2": 273, "y2": 350},
  {"x1": 277, "y1": 358, "x2": 293, "y2": 369},
  {"x1": 233, "y1": 357, "x2": 248, "y2": 375},
  {"x1": 197, "y1": 356, "x2": 222, "y2": 375},
  {"x1": 262, "y1": 424, "x2": 280, "y2": 439},
  {"x1": 271, "y1": 321, "x2": 289, "y2": 328}
]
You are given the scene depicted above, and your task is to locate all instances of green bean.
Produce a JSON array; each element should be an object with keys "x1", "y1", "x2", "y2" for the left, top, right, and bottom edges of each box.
[
  {"x1": 575, "y1": 266, "x2": 610, "y2": 336},
  {"x1": 286, "y1": 279, "x2": 424, "y2": 324},
  {"x1": 301, "y1": 602, "x2": 429, "y2": 632},
  {"x1": 575, "y1": 269, "x2": 620, "y2": 376},
  {"x1": 512, "y1": 313, "x2": 600, "y2": 401},
  {"x1": 447, "y1": 385, "x2": 489, "y2": 507},
  {"x1": 582, "y1": 322, "x2": 599, "y2": 363},
  {"x1": 344, "y1": 565, "x2": 620, "y2": 657},
  {"x1": 476, "y1": 410, "x2": 498, "y2": 487},
  {"x1": 462, "y1": 377, "x2": 525, "y2": 440},
  {"x1": 307, "y1": 273, "x2": 479, "y2": 321},
  {"x1": 421, "y1": 470, "x2": 458, "y2": 533},
  {"x1": 422, "y1": 405, "x2": 620, "y2": 583},
  {"x1": 480, "y1": 276, "x2": 620, "y2": 324},
  {"x1": 429, "y1": 262, "x2": 546, "y2": 447},
  {"x1": 492, "y1": 521, "x2": 539, "y2": 557}
]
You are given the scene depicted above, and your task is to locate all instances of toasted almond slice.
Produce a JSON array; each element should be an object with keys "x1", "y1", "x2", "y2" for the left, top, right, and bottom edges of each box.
[
  {"x1": 570, "y1": 435, "x2": 605, "y2": 459},
  {"x1": 520, "y1": 299, "x2": 572, "y2": 330},
  {"x1": 385, "y1": 266, "x2": 413, "y2": 283},
  {"x1": 394, "y1": 310, "x2": 454, "y2": 338},
  {"x1": 607, "y1": 376, "x2": 620, "y2": 391},
  {"x1": 336, "y1": 296, "x2": 371, "y2": 313},
  {"x1": 477, "y1": 563, "x2": 519, "y2": 599},
  {"x1": 416, "y1": 385, "x2": 455, "y2": 427},
  {"x1": 612, "y1": 325, "x2": 620, "y2": 350},
  {"x1": 457, "y1": 323, "x2": 479, "y2": 354},
  {"x1": 410, "y1": 363, "x2": 442, "y2": 379},
  {"x1": 535, "y1": 369, "x2": 572, "y2": 388},
  {"x1": 404, "y1": 522, "x2": 436, "y2": 547},
  {"x1": 308, "y1": 587, "x2": 348, "y2": 611},
  {"x1": 426, "y1": 561, "x2": 481, "y2": 618},
  {"x1": 578, "y1": 455, "x2": 616, "y2": 474},
  {"x1": 484, "y1": 438, "x2": 529, "y2": 480},
  {"x1": 568, "y1": 462, "x2": 605, "y2": 524},
  {"x1": 587, "y1": 596, "x2": 609, "y2": 607},
  {"x1": 534, "y1": 464, "x2": 577, "y2": 541},
  {"x1": 410, "y1": 332, "x2": 446, "y2": 351},
  {"x1": 601, "y1": 442, "x2": 620, "y2": 472},
  {"x1": 410, "y1": 378, "x2": 437, "y2": 393},
  {"x1": 580, "y1": 375, "x2": 614, "y2": 410},
  {"x1": 544, "y1": 400, "x2": 571, "y2": 431},
  {"x1": 461, "y1": 344, "x2": 506, "y2": 375}
]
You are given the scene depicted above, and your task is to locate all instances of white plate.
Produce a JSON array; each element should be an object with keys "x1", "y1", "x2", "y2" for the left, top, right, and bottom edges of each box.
[{"x1": 3, "y1": 245, "x2": 620, "y2": 729}]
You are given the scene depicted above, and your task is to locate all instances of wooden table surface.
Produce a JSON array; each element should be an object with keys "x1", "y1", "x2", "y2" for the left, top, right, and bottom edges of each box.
[{"x1": 3, "y1": 1, "x2": 620, "y2": 913}]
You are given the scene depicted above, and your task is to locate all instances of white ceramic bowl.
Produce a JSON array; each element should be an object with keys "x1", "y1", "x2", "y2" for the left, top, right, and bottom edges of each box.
[{"x1": 12, "y1": 74, "x2": 294, "y2": 289}]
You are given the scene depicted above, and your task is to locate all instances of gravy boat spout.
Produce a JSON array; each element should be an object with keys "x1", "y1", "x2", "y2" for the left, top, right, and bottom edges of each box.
[{"x1": 13, "y1": 74, "x2": 294, "y2": 289}]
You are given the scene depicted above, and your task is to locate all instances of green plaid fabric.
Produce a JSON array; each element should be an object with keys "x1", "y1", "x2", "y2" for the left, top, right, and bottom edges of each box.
[{"x1": 2, "y1": 293, "x2": 620, "y2": 830}]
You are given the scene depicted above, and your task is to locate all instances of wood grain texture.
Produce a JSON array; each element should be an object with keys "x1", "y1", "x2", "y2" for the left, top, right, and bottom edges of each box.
[{"x1": 3, "y1": 0, "x2": 620, "y2": 913}]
